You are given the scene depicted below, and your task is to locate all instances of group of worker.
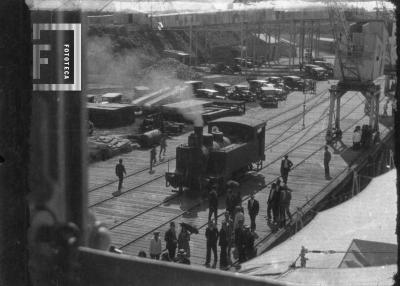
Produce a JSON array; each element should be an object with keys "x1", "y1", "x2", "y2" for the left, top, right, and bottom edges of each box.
[
  {"x1": 139, "y1": 222, "x2": 192, "y2": 264},
  {"x1": 204, "y1": 189, "x2": 260, "y2": 268},
  {"x1": 150, "y1": 134, "x2": 168, "y2": 173},
  {"x1": 352, "y1": 125, "x2": 378, "y2": 151},
  {"x1": 111, "y1": 150, "x2": 337, "y2": 268},
  {"x1": 266, "y1": 179, "x2": 293, "y2": 228}
]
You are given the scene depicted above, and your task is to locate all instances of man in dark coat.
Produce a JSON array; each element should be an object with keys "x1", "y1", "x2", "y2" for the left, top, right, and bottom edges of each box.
[
  {"x1": 280, "y1": 155, "x2": 293, "y2": 184},
  {"x1": 208, "y1": 188, "x2": 219, "y2": 222},
  {"x1": 225, "y1": 189, "x2": 235, "y2": 218},
  {"x1": 205, "y1": 221, "x2": 219, "y2": 268},
  {"x1": 219, "y1": 221, "x2": 228, "y2": 269},
  {"x1": 274, "y1": 181, "x2": 284, "y2": 228},
  {"x1": 149, "y1": 146, "x2": 157, "y2": 173},
  {"x1": 279, "y1": 184, "x2": 292, "y2": 228},
  {"x1": 223, "y1": 211, "x2": 234, "y2": 264},
  {"x1": 324, "y1": 146, "x2": 332, "y2": 180},
  {"x1": 159, "y1": 134, "x2": 167, "y2": 160},
  {"x1": 114, "y1": 159, "x2": 126, "y2": 196},
  {"x1": 164, "y1": 221, "x2": 178, "y2": 259},
  {"x1": 233, "y1": 191, "x2": 242, "y2": 209},
  {"x1": 247, "y1": 193, "x2": 259, "y2": 231},
  {"x1": 267, "y1": 183, "x2": 277, "y2": 222},
  {"x1": 243, "y1": 226, "x2": 256, "y2": 261},
  {"x1": 234, "y1": 223, "x2": 246, "y2": 263}
]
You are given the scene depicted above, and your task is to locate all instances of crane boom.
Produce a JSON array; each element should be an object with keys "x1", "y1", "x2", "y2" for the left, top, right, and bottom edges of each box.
[{"x1": 326, "y1": 0, "x2": 363, "y2": 82}]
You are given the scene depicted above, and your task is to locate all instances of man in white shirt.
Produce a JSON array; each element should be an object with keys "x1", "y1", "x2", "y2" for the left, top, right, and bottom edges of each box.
[
  {"x1": 352, "y1": 126, "x2": 361, "y2": 150},
  {"x1": 149, "y1": 231, "x2": 162, "y2": 259}
]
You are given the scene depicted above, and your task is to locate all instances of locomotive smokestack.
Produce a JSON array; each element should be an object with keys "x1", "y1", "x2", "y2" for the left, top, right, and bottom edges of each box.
[
  {"x1": 194, "y1": 126, "x2": 203, "y2": 137},
  {"x1": 194, "y1": 126, "x2": 203, "y2": 147}
]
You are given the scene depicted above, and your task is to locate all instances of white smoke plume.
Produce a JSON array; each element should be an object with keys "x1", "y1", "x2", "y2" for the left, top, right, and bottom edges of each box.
[{"x1": 87, "y1": 34, "x2": 204, "y2": 125}]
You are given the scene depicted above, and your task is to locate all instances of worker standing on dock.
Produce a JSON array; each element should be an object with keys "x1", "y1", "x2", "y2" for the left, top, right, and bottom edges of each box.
[
  {"x1": 164, "y1": 222, "x2": 178, "y2": 259},
  {"x1": 324, "y1": 146, "x2": 332, "y2": 180},
  {"x1": 114, "y1": 159, "x2": 126, "y2": 196},
  {"x1": 149, "y1": 146, "x2": 157, "y2": 173},
  {"x1": 159, "y1": 134, "x2": 167, "y2": 160},
  {"x1": 233, "y1": 191, "x2": 242, "y2": 209},
  {"x1": 243, "y1": 225, "x2": 256, "y2": 261},
  {"x1": 274, "y1": 179, "x2": 282, "y2": 225},
  {"x1": 234, "y1": 222, "x2": 245, "y2": 263},
  {"x1": 219, "y1": 221, "x2": 228, "y2": 269},
  {"x1": 280, "y1": 155, "x2": 293, "y2": 184},
  {"x1": 233, "y1": 206, "x2": 245, "y2": 230},
  {"x1": 149, "y1": 231, "x2": 162, "y2": 260},
  {"x1": 178, "y1": 224, "x2": 191, "y2": 258},
  {"x1": 280, "y1": 184, "x2": 292, "y2": 227},
  {"x1": 223, "y1": 211, "x2": 234, "y2": 264},
  {"x1": 247, "y1": 193, "x2": 259, "y2": 232},
  {"x1": 208, "y1": 188, "x2": 219, "y2": 223},
  {"x1": 267, "y1": 183, "x2": 277, "y2": 223},
  {"x1": 204, "y1": 220, "x2": 219, "y2": 268},
  {"x1": 352, "y1": 126, "x2": 361, "y2": 150},
  {"x1": 225, "y1": 189, "x2": 235, "y2": 219}
]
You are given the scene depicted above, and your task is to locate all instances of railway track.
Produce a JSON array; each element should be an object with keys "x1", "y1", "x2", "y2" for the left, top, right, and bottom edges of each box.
[
  {"x1": 88, "y1": 87, "x2": 328, "y2": 194},
  {"x1": 266, "y1": 93, "x2": 354, "y2": 151},
  {"x1": 88, "y1": 90, "x2": 330, "y2": 209},
  {"x1": 111, "y1": 92, "x2": 364, "y2": 253}
]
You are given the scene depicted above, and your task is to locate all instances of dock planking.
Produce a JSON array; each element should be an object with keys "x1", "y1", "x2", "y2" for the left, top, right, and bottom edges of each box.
[{"x1": 88, "y1": 82, "x2": 392, "y2": 268}]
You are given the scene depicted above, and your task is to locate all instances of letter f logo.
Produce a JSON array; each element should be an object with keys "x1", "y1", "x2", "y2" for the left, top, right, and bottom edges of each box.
[
  {"x1": 33, "y1": 44, "x2": 51, "y2": 80},
  {"x1": 32, "y1": 24, "x2": 51, "y2": 80}
]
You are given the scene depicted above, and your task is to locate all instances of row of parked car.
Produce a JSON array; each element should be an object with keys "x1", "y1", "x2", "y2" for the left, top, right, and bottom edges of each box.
[
  {"x1": 185, "y1": 75, "x2": 309, "y2": 108},
  {"x1": 209, "y1": 57, "x2": 270, "y2": 75},
  {"x1": 302, "y1": 60, "x2": 334, "y2": 80}
]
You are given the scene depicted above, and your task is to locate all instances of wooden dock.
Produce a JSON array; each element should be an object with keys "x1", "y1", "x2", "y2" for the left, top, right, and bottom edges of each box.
[{"x1": 88, "y1": 80, "x2": 393, "y2": 268}]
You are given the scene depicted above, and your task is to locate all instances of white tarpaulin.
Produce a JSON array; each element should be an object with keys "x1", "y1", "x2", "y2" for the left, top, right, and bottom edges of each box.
[{"x1": 240, "y1": 170, "x2": 397, "y2": 285}]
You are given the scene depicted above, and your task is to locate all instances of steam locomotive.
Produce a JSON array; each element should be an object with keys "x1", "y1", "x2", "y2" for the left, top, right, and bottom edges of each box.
[{"x1": 165, "y1": 116, "x2": 266, "y2": 195}]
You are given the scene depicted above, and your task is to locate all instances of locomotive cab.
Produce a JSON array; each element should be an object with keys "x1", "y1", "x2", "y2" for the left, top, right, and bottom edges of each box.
[{"x1": 165, "y1": 116, "x2": 266, "y2": 195}]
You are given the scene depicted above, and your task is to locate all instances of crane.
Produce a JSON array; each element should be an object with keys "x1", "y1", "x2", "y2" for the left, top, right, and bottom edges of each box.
[
  {"x1": 375, "y1": 0, "x2": 395, "y2": 71},
  {"x1": 324, "y1": 0, "x2": 385, "y2": 142},
  {"x1": 326, "y1": 0, "x2": 363, "y2": 82}
]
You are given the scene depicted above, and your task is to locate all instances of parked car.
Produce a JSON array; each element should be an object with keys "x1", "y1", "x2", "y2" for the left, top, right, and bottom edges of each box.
[
  {"x1": 196, "y1": 89, "x2": 220, "y2": 99},
  {"x1": 266, "y1": 76, "x2": 283, "y2": 85},
  {"x1": 260, "y1": 86, "x2": 286, "y2": 101},
  {"x1": 211, "y1": 63, "x2": 234, "y2": 74},
  {"x1": 231, "y1": 64, "x2": 242, "y2": 74},
  {"x1": 229, "y1": 85, "x2": 256, "y2": 102},
  {"x1": 213, "y1": 83, "x2": 232, "y2": 98},
  {"x1": 313, "y1": 60, "x2": 334, "y2": 78},
  {"x1": 234, "y1": 57, "x2": 254, "y2": 68},
  {"x1": 248, "y1": 79, "x2": 269, "y2": 94},
  {"x1": 304, "y1": 64, "x2": 320, "y2": 75},
  {"x1": 259, "y1": 94, "x2": 279, "y2": 108},
  {"x1": 282, "y1": 75, "x2": 305, "y2": 91},
  {"x1": 304, "y1": 64, "x2": 328, "y2": 80},
  {"x1": 311, "y1": 66, "x2": 328, "y2": 80}
]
